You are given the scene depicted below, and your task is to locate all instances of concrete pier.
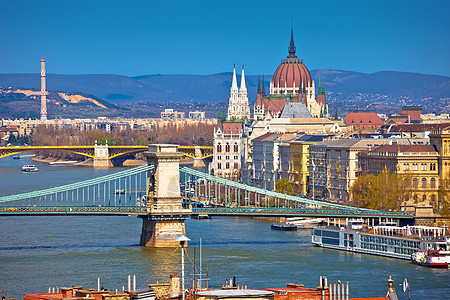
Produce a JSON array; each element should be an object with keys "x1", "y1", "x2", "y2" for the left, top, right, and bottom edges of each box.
[{"x1": 140, "y1": 144, "x2": 191, "y2": 247}]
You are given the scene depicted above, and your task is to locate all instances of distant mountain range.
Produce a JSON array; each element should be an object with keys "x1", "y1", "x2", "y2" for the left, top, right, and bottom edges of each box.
[{"x1": 0, "y1": 70, "x2": 449, "y2": 104}]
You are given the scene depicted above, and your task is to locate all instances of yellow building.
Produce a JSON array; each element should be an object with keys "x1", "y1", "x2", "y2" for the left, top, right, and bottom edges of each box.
[
  {"x1": 358, "y1": 144, "x2": 439, "y2": 212},
  {"x1": 290, "y1": 140, "x2": 313, "y2": 195},
  {"x1": 430, "y1": 125, "x2": 450, "y2": 182}
]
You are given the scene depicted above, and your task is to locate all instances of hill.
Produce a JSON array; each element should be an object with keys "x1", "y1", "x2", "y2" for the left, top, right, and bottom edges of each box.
[{"x1": 0, "y1": 70, "x2": 449, "y2": 112}]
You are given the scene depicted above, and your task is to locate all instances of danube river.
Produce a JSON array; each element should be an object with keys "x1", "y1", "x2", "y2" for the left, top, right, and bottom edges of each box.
[{"x1": 0, "y1": 157, "x2": 449, "y2": 299}]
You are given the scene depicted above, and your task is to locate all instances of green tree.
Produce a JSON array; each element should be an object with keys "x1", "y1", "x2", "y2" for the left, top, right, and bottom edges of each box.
[
  {"x1": 351, "y1": 167, "x2": 412, "y2": 211},
  {"x1": 275, "y1": 178, "x2": 294, "y2": 196},
  {"x1": 438, "y1": 172, "x2": 450, "y2": 217}
]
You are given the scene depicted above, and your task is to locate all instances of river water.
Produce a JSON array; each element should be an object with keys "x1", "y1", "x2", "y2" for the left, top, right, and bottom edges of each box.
[{"x1": 0, "y1": 157, "x2": 449, "y2": 299}]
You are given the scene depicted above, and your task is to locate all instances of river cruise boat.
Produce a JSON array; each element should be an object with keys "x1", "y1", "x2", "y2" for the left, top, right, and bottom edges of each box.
[
  {"x1": 21, "y1": 165, "x2": 38, "y2": 172},
  {"x1": 311, "y1": 220, "x2": 450, "y2": 263}
]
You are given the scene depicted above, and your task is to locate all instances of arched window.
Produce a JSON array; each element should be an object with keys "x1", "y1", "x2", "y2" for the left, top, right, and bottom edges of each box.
[
  {"x1": 413, "y1": 178, "x2": 418, "y2": 188},
  {"x1": 404, "y1": 178, "x2": 409, "y2": 187},
  {"x1": 234, "y1": 143, "x2": 239, "y2": 153},
  {"x1": 413, "y1": 194, "x2": 418, "y2": 203},
  {"x1": 217, "y1": 163, "x2": 221, "y2": 169},
  {"x1": 422, "y1": 194, "x2": 427, "y2": 202},
  {"x1": 217, "y1": 143, "x2": 222, "y2": 153},
  {"x1": 225, "y1": 143, "x2": 230, "y2": 153},
  {"x1": 431, "y1": 178, "x2": 436, "y2": 188},
  {"x1": 422, "y1": 178, "x2": 427, "y2": 188}
]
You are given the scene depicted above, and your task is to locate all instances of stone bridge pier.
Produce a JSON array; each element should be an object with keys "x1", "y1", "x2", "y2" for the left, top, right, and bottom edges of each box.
[
  {"x1": 140, "y1": 144, "x2": 192, "y2": 247},
  {"x1": 93, "y1": 142, "x2": 112, "y2": 168}
]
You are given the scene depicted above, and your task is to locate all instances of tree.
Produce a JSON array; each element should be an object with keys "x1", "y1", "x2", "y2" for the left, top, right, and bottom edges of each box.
[
  {"x1": 438, "y1": 172, "x2": 450, "y2": 217},
  {"x1": 275, "y1": 178, "x2": 294, "y2": 196},
  {"x1": 351, "y1": 167, "x2": 412, "y2": 211}
]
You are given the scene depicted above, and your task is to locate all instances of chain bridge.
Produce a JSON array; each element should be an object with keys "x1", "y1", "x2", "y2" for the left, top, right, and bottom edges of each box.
[{"x1": 0, "y1": 145, "x2": 413, "y2": 246}]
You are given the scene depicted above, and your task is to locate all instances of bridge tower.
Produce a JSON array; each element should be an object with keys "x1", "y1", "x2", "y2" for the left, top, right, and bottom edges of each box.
[
  {"x1": 193, "y1": 145, "x2": 206, "y2": 168},
  {"x1": 93, "y1": 141, "x2": 112, "y2": 168},
  {"x1": 140, "y1": 144, "x2": 191, "y2": 247}
]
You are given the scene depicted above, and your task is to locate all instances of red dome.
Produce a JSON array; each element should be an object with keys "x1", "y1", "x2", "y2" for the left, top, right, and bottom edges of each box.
[
  {"x1": 273, "y1": 57, "x2": 312, "y2": 89},
  {"x1": 272, "y1": 28, "x2": 312, "y2": 90}
]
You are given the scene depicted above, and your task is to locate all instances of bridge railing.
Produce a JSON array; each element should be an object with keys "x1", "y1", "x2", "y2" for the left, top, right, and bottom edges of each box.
[
  {"x1": 192, "y1": 207, "x2": 412, "y2": 217},
  {"x1": 0, "y1": 165, "x2": 153, "y2": 209},
  {"x1": 181, "y1": 167, "x2": 379, "y2": 212},
  {"x1": 181, "y1": 167, "x2": 414, "y2": 218}
]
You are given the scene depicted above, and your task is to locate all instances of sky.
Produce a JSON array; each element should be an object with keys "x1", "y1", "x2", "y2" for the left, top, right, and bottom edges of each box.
[{"x1": 1, "y1": 0, "x2": 449, "y2": 77}]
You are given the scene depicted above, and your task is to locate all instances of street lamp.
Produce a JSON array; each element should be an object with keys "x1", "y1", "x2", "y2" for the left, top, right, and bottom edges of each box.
[{"x1": 175, "y1": 235, "x2": 190, "y2": 300}]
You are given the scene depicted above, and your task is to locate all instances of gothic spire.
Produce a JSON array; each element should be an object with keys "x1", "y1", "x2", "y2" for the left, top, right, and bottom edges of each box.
[
  {"x1": 240, "y1": 65, "x2": 247, "y2": 94},
  {"x1": 288, "y1": 21, "x2": 296, "y2": 58},
  {"x1": 231, "y1": 64, "x2": 238, "y2": 93}
]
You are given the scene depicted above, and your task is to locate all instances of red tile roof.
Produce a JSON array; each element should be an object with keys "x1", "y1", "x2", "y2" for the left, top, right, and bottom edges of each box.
[
  {"x1": 222, "y1": 122, "x2": 242, "y2": 134},
  {"x1": 344, "y1": 112, "x2": 383, "y2": 127}
]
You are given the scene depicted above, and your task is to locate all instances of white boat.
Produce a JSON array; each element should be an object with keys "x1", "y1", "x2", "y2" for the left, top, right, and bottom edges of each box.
[
  {"x1": 286, "y1": 217, "x2": 324, "y2": 229},
  {"x1": 411, "y1": 238, "x2": 450, "y2": 268},
  {"x1": 311, "y1": 221, "x2": 450, "y2": 264},
  {"x1": 21, "y1": 165, "x2": 39, "y2": 172}
]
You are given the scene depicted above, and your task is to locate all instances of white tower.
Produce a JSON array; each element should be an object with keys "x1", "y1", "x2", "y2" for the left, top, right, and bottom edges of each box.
[
  {"x1": 40, "y1": 58, "x2": 47, "y2": 121},
  {"x1": 227, "y1": 65, "x2": 250, "y2": 120}
]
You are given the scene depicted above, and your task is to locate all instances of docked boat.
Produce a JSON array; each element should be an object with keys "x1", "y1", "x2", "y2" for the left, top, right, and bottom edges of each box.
[
  {"x1": 311, "y1": 220, "x2": 450, "y2": 263},
  {"x1": 411, "y1": 248, "x2": 450, "y2": 268},
  {"x1": 21, "y1": 165, "x2": 38, "y2": 172},
  {"x1": 12, "y1": 155, "x2": 20, "y2": 159},
  {"x1": 271, "y1": 223, "x2": 298, "y2": 231}
]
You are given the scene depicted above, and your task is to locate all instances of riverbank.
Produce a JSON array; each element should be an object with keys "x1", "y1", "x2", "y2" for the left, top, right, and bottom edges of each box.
[{"x1": 31, "y1": 155, "x2": 91, "y2": 166}]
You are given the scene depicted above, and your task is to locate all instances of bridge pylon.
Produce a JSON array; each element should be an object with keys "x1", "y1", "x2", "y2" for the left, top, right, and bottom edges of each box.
[
  {"x1": 93, "y1": 142, "x2": 112, "y2": 168},
  {"x1": 140, "y1": 144, "x2": 191, "y2": 247}
]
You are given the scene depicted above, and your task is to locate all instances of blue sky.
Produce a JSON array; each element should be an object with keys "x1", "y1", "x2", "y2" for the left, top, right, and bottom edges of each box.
[{"x1": 1, "y1": 0, "x2": 449, "y2": 77}]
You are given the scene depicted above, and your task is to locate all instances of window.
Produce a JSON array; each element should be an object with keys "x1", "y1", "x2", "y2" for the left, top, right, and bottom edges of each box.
[
  {"x1": 226, "y1": 162, "x2": 230, "y2": 169},
  {"x1": 431, "y1": 178, "x2": 436, "y2": 188},
  {"x1": 422, "y1": 178, "x2": 427, "y2": 188},
  {"x1": 423, "y1": 194, "x2": 427, "y2": 202},
  {"x1": 217, "y1": 163, "x2": 221, "y2": 169},
  {"x1": 225, "y1": 144, "x2": 230, "y2": 153},
  {"x1": 234, "y1": 162, "x2": 239, "y2": 169},
  {"x1": 217, "y1": 143, "x2": 222, "y2": 153},
  {"x1": 413, "y1": 194, "x2": 418, "y2": 203},
  {"x1": 217, "y1": 156, "x2": 221, "y2": 161},
  {"x1": 404, "y1": 178, "x2": 410, "y2": 187},
  {"x1": 413, "y1": 178, "x2": 418, "y2": 188},
  {"x1": 234, "y1": 143, "x2": 239, "y2": 152},
  {"x1": 234, "y1": 156, "x2": 239, "y2": 160}
]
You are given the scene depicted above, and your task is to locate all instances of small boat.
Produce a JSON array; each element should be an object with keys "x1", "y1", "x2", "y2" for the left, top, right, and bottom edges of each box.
[
  {"x1": 412, "y1": 249, "x2": 450, "y2": 268},
  {"x1": 21, "y1": 165, "x2": 38, "y2": 172},
  {"x1": 12, "y1": 155, "x2": 20, "y2": 159},
  {"x1": 271, "y1": 223, "x2": 298, "y2": 231}
]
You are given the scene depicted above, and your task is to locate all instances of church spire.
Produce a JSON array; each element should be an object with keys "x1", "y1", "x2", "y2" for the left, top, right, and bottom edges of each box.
[
  {"x1": 239, "y1": 65, "x2": 247, "y2": 94},
  {"x1": 231, "y1": 64, "x2": 238, "y2": 92},
  {"x1": 288, "y1": 20, "x2": 296, "y2": 58}
]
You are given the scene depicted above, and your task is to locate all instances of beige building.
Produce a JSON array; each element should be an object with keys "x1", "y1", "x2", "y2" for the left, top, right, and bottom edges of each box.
[
  {"x1": 359, "y1": 144, "x2": 439, "y2": 210},
  {"x1": 326, "y1": 138, "x2": 429, "y2": 202}
]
